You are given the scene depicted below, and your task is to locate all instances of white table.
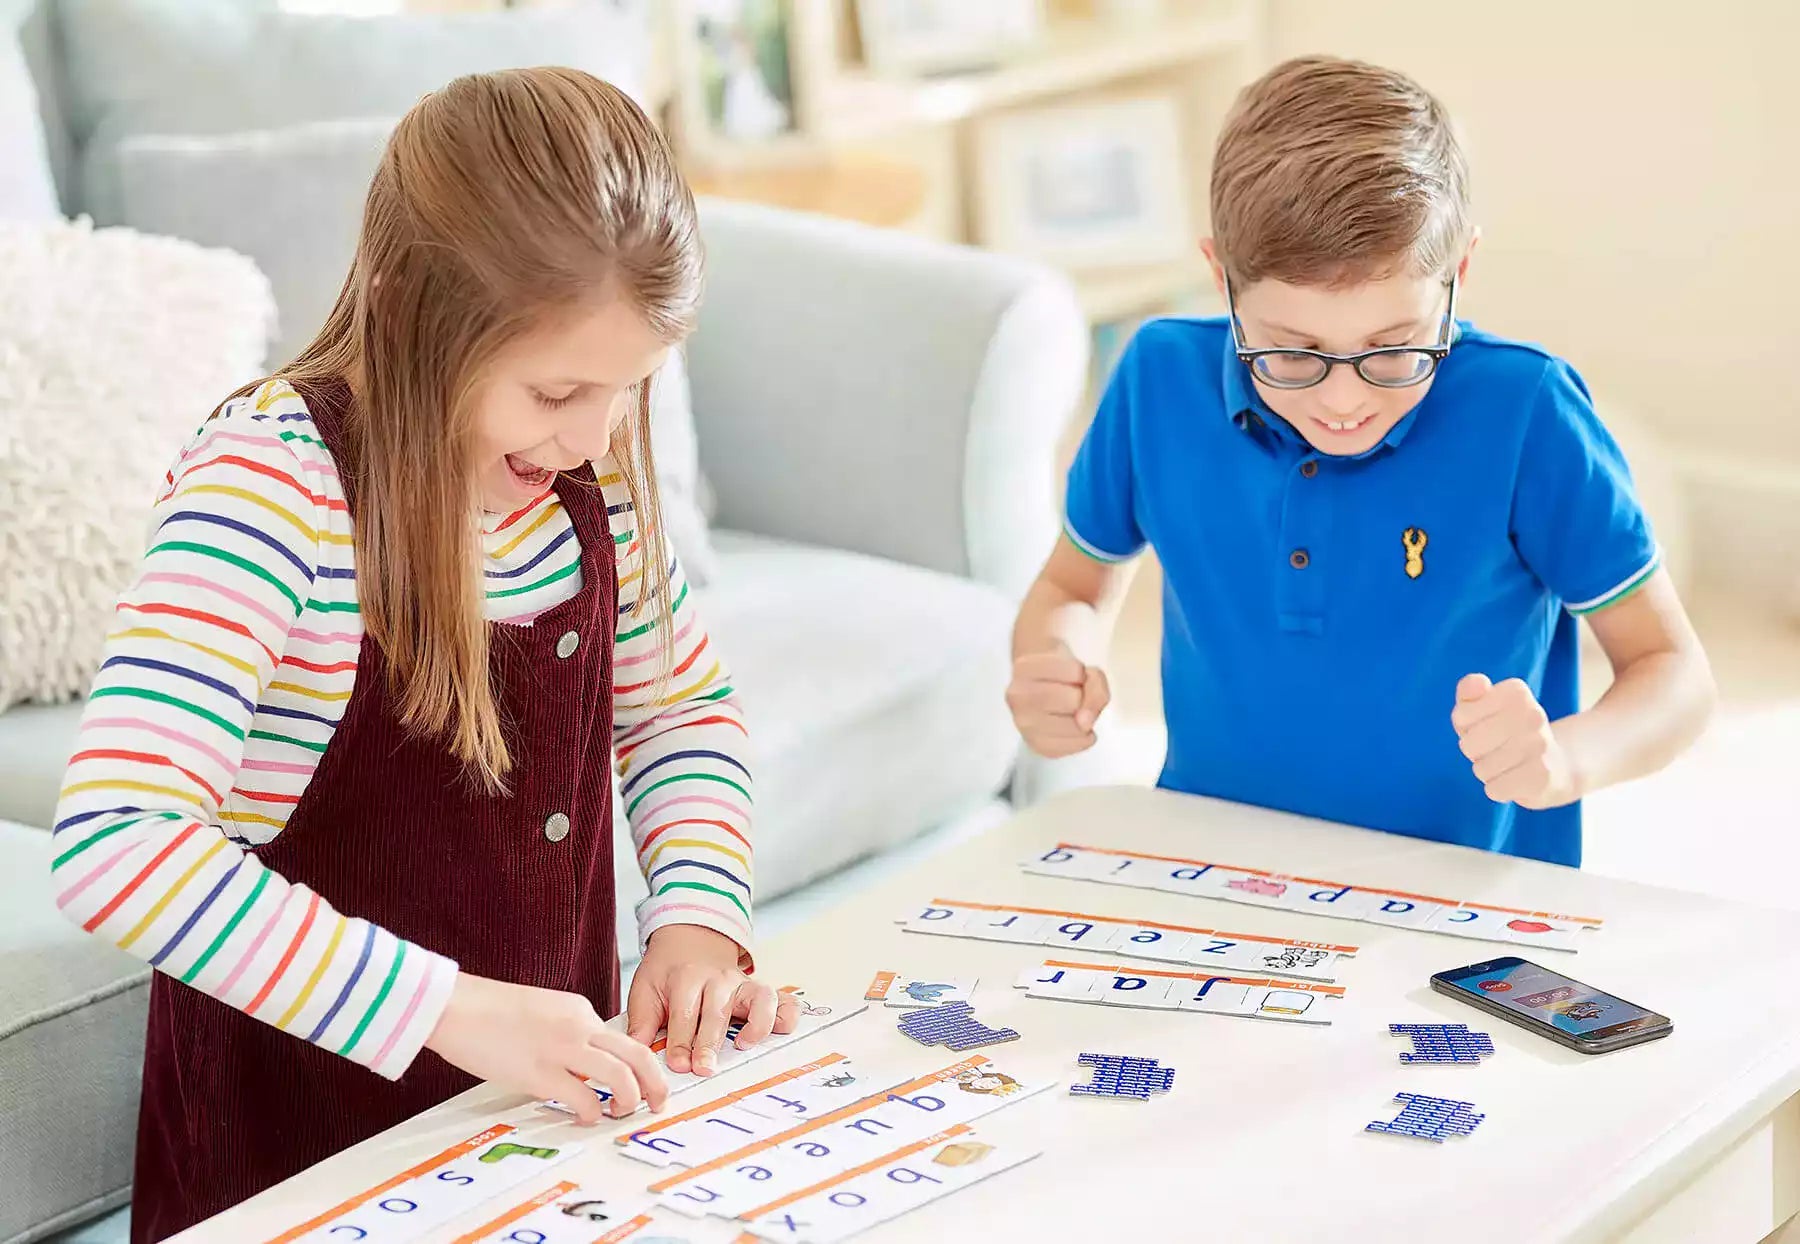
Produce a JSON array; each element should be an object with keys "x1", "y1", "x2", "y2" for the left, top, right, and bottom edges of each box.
[{"x1": 177, "y1": 787, "x2": 1800, "y2": 1243}]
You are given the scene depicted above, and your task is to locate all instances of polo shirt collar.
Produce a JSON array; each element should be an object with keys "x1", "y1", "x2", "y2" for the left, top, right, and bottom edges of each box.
[{"x1": 1219, "y1": 330, "x2": 1442, "y2": 458}]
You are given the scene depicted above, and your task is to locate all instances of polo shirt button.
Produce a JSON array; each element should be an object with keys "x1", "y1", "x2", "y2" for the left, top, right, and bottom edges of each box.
[
  {"x1": 556, "y1": 630, "x2": 580, "y2": 659},
  {"x1": 1289, "y1": 549, "x2": 1310, "y2": 569},
  {"x1": 544, "y1": 812, "x2": 571, "y2": 842},
  {"x1": 1300, "y1": 460, "x2": 1319, "y2": 478}
]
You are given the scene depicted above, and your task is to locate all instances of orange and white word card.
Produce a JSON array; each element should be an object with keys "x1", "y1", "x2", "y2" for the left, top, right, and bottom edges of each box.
[
  {"x1": 900, "y1": 898, "x2": 1358, "y2": 981},
  {"x1": 618, "y1": 1053, "x2": 885, "y2": 1169},
  {"x1": 448, "y1": 1179, "x2": 710, "y2": 1244},
  {"x1": 1016, "y1": 959, "x2": 1348, "y2": 1024},
  {"x1": 862, "y1": 971, "x2": 979, "y2": 1007},
  {"x1": 542, "y1": 993, "x2": 867, "y2": 1116},
  {"x1": 740, "y1": 1124, "x2": 1039, "y2": 1244},
  {"x1": 1022, "y1": 843, "x2": 1602, "y2": 951},
  {"x1": 649, "y1": 1055, "x2": 1050, "y2": 1222},
  {"x1": 264, "y1": 1124, "x2": 582, "y2": 1244}
]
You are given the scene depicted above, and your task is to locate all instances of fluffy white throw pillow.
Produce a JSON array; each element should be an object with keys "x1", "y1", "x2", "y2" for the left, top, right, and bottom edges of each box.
[{"x1": 0, "y1": 218, "x2": 276, "y2": 710}]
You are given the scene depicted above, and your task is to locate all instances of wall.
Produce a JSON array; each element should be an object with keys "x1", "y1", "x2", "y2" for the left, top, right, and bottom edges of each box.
[{"x1": 1264, "y1": 0, "x2": 1800, "y2": 474}]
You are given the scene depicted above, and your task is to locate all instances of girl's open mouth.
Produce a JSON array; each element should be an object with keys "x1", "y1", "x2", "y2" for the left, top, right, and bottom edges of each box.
[{"x1": 505, "y1": 453, "x2": 553, "y2": 488}]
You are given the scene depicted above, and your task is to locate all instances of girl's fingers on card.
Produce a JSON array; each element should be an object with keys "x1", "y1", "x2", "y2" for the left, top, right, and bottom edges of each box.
[
  {"x1": 544, "y1": 1070, "x2": 607, "y2": 1126},
  {"x1": 772, "y1": 991, "x2": 802, "y2": 1034},
  {"x1": 597, "y1": 1029, "x2": 669, "y2": 1111},
  {"x1": 734, "y1": 980, "x2": 779, "y2": 1048},
  {"x1": 570, "y1": 1047, "x2": 642, "y2": 1117},
  {"x1": 623, "y1": 973, "x2": 667, "y2": 1046},
  {"x1": 690, "y1": 974, "x2": 741, "y2": 1075},
  {"x1": 662, "y1": 973, "x2": 704, "y2": 1073}
]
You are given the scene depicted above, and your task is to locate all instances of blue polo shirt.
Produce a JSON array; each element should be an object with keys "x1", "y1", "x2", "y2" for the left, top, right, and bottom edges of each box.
[{"x1": 1066, "y1": 317, "x2": 1660, "y2": 866}]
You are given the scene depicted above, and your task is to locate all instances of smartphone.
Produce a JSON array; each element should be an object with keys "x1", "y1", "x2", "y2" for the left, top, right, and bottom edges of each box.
[{"x1": 1430, "y1": 956, "x2": 1672, "y2": 1054}]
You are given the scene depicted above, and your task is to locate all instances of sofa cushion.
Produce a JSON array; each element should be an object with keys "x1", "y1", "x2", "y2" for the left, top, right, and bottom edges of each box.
[
  {"x1": 0, "y1": 819, "x2": 150, "y2": 1242},
  {"x1": 0, "y1": 218, "x2": 277, "y2": 721},
  {"x1": 608, "y1": 531, "x2": 1019, "y2": 951},
  {"x1": 0, "y1": 699, "x2": 81, "y2": 831},
  {"x1": 112, "y1": 117, "x2": 389, "y2": 368},
  {"x1": 55, "y1": 0, "x2": 652, "y2": 221}
]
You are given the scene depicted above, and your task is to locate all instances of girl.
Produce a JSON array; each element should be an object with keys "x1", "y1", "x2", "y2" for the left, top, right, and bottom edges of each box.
[{"x1": 49, "y1": 68, "x2": 794, "y2": 1242}]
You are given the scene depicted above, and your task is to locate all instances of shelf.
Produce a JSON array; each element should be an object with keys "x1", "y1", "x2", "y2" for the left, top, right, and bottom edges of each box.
[
  {"x1": 810, "y1": 8, "x2": 1256, "y2": 142},
  {"x1": 1075, "y1": 255, "x2": 1218, "y2": 322},
  {"x1": 686, "y1": 153, "x2": 929, "y2": 229}
]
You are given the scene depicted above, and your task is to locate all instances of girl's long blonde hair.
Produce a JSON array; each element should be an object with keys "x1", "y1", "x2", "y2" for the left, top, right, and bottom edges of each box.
[{"x1": 230, "y1": 67, "x2": 701, "y2": 791}]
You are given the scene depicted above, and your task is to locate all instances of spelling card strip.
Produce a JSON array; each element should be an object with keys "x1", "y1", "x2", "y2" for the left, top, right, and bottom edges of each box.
[
  {"x1": 647, "y1": 1054, "x2": 1051, "y2": 1219},
  {"x1": 267, "y1": 1124, "x2": 583, "y2": 1244},
  {"x1": 621, "y1": 1053, "x2": 851, "y2": 1142},
  {"x1": 446, "y1": 1180, "x2": 578, "y2": 1244},
  {"x1": 740, "y1": 1124, "x2": 1041, "y2": 1244},
  {"x1": 1021, "y1": 843, "x2": 1600, "y2": 950},
  {"x1": 1017, "y1": 959, "x2": 1346, "y2": 1025},
  {"x1": 541, "y1": 997, "x2": 867, "y2": 1116},
  {"x1": 451, "y1": 1181, "x2": 702, "y2": 1244},
  {"x1": 899, "y1": 897, "x2": 1358, "y2": 982},
  {"x1": 617, "y1": 1055, "x2": 887, "y2": 1170}
]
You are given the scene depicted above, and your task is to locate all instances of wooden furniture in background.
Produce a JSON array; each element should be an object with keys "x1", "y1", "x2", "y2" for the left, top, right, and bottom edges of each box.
[
  {"x1": 686, "y1": 151, "x2": 928, "y2": 230},
  {"x1": 648, "y1": 0, "x2": 1262, "y2": 323}
]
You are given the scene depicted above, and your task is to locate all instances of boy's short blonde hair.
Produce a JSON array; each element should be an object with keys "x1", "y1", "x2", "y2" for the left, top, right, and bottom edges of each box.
[{"x1": 1210, "y1": 55, "x2": 1471, "y2": 287}]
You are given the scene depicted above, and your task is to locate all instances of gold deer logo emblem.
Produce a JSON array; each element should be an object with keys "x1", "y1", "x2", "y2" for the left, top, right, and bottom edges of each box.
[{"x1": 1402, "y1": 527, "x2": 1428, "y2": 579}]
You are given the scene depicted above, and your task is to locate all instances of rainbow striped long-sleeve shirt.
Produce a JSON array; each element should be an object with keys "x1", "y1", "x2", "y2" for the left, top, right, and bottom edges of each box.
[{"x1": 49, "y1": 380, "x2": 753, "y2": 1080}]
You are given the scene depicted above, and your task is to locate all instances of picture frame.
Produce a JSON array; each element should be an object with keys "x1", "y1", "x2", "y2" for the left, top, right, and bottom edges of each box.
[
  {"x1": 668, "y1": 0, "x2": 804, "y2": 162},
  {"x1": 970, "y1": 91, "x2": 1193, "y2": 271},
  {"x1": 854, "y1": 0, "x2": 1044, "y2": 77}
]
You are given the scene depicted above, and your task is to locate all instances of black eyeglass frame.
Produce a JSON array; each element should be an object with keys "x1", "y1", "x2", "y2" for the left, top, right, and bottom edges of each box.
[{"x1": 1226, "y1": 273, "x2": 1460, "y2": 391}]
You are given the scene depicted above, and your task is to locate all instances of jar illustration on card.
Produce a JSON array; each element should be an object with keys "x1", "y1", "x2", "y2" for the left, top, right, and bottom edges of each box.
[{"x1": 1258, "y1": 989, "x2": 1314, "y2": 1017}]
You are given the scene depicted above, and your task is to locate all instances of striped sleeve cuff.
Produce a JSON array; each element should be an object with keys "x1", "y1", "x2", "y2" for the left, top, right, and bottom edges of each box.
[
  {"x1": 1062, "y1": 515, "x2": 1140, "y2": 564},
  {"x1": 637, "y1": 894, "x2": 754, "y2": 966},
  {"x1": 357, "y1": 944, "x2": 460, "y2": 1081},
  {"x1": 1565, "y1": 546, "x2": 1662, "y2": 616}
]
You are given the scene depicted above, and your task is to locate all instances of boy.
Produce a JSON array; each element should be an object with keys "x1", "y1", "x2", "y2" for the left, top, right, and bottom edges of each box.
[{"x1": 1007, "y1": 56, "x2": 1715, "y2": 866}]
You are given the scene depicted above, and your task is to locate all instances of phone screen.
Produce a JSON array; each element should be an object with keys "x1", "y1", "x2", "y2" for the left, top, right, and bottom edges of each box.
[{"x1": 1436, "y1": 957, "x2": 1667, "y2": 1040}]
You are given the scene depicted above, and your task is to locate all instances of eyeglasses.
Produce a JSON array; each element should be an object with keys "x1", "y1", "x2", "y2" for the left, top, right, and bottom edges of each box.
[{"x1": 1226, "y1": 273, "x2": 1459, "y2": 390}]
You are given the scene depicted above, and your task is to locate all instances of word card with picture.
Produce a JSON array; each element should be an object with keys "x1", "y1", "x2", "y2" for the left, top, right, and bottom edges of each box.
[
  {"x1": 647, "y1": 1054, "x2": 1052, "y2": 1223},
  {"x1": 446, "y1": 1180, "x2": 746, "y2": 1244},
  {"x1": 1016, "y1": 959, "x2": 1347, "y2": 1025},
  {"x1": 899, "y1": 898, "x2": 1357, "y2": 982},
  {"x1": 542, "y1": 991, "x2": 866, "y2": 1117},
  {"x1": 617, "y1": 1053, "x2": 887, "y2": 1169},
  {"x1": 740, "y1": 1123, "x2": 1039, "y2": 1244},
  {"x1": 268, "y1": 1125, "x2": 582, "y2": 1244},
  {"x1": 863, "y1": 970, "x2": 980, "y2": 1008},
  {"x1": 1021, "y1": 844, "x2": 1601, "y2": 951}
]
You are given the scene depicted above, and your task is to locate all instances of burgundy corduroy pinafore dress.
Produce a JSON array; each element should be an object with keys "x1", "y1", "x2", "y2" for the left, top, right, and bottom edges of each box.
[{"x1": 131, "y1": 378, "x2": 623, "y2": 1242}]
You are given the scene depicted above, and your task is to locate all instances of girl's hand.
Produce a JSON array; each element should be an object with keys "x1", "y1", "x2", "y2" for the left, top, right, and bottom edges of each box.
[
  {"x1": 424, "y1": 972, "x2": 668, "y2": 1125},
  {"x1": 625, "y1": 925, "x2": 800, "y2": 1075}
]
